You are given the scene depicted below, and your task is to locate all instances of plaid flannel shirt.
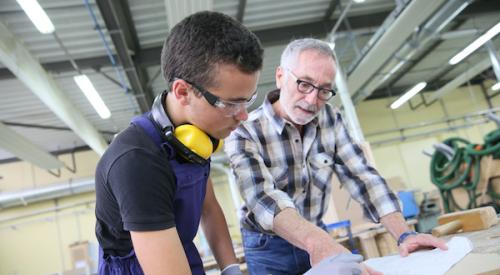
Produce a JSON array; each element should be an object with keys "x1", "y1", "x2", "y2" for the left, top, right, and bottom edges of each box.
[{"x1": 225, "y1": 90, "x2": 400, "y2": 233}]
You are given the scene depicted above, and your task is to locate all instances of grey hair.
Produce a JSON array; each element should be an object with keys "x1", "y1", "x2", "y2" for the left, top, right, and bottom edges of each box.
[{"x1": 280, "y1": 38, "x2": 335, "y2": 69}]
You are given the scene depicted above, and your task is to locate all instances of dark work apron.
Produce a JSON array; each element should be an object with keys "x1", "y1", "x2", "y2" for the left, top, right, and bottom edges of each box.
[{"x1": 98, "y1": 114, "x2": 209, "y2": 275}]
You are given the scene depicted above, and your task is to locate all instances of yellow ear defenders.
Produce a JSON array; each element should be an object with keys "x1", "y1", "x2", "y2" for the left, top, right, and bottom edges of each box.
[
  {"x1": 151, "y1": 91, "x2": 222, "y2": 165},
  {"x1": 174, "y1": 125, "x2": 223, "y2": 159},
  {"x1": 164, "y1": 124, "x2": 223, "y2": 164}
]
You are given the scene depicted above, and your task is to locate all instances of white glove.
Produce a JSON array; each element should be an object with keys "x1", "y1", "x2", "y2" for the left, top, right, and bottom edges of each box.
[
  {"x1": 221, "y1": 263, "x2": 243, "y2": 275},
  {"x1": 305, "y1": 253, "x2": 364, "y2": 275}
]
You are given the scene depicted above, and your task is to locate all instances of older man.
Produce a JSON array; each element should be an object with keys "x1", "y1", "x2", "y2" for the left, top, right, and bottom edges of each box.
[{"x1": 225, "y1": 38, "x2": 446, "y2": 275}]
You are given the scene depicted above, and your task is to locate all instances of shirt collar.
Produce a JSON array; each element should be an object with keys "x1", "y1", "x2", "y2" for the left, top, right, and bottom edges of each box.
[
  {"x1": 262, "y1": 89, "x2": 320, "y2": 135},
  {"x1": 263, "y1": 90, "x2": 286, "y2": 135}
]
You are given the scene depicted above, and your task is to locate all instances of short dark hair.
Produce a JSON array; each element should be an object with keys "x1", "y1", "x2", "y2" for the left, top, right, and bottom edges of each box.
[{"x1": 161, "y1": 11, "x2": 263, "y2": 89}]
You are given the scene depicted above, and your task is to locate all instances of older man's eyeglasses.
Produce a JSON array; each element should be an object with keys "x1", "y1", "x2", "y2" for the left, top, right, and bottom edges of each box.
[
  {"x1": 285, "y1": 69, "x2": 336, "y2": 100},
  {"x1": 181, "y1": 79, "x2": 257, "y2": 117}
]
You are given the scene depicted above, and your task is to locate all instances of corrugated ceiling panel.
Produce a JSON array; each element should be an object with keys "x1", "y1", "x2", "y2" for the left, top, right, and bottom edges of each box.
[
  {"x1": 213, "y1": 0, "x2": 238, "y2": 18},
  {"x1": 0, "y1": 78, "x2": 66, "y2": 126},
  {"x1": 441, "y1": 41, "x2": 500, "y2": 82},
  {"x1": 129, "y1": 0, "x2": 168, "y2": 48},
  {"x1": 335, "y1": 34, "x2": 373, "y2": 69},
  {"x1": 243, "y1": 0, "x2": 330, "y2": 30},
  {"x1": 147, "y1": 66, "x2": 167, "y2": 97},
  {"x1": 2, "y1": 126, "x2": 86, "y2": 155},
  {"x1": 258, "y1": 44, "x2": 285, "y2": 86},
  {"x1": 0, "y1": 0, "x2": 115, "y2": 63},
  {"x1": 164, "y1": 0, "x2": 213, "y2": 30},
  {"x1": 393, "y1": 14, "x2": 500, "y2": 88},
  {"x1": 52, "y1": 70, "x2": 139, "y2": 132},
  {"x1": 343, "y1": 0, "x2": 395, "y2": 18},
  {"x1": 0, "y1": 71, "x2": 136, "y2": 139}
]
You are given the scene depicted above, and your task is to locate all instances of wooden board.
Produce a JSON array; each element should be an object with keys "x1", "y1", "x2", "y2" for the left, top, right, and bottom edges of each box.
[
  {"x1": 437, "y1": 206, "x2": 498, "y2": 232},
  {"x1": 445, "y1": 220, "x2": 500, "y2": 275}
]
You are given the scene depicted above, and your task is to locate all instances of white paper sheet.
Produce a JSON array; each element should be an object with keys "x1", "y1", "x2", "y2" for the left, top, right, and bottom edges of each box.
[{"x1": 364, "y1": 236, "x2": 473, "y2": 275}]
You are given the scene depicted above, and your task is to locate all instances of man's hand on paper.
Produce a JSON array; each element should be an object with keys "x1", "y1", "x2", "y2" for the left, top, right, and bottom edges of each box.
[
  {"x1": 306, "y1": 252, "x2": 384, "y2": 275},
  {"x1": 398, "y1": 233, "x2": 448, "y2": 257},
  {"x1": 308, "y1": 240, "x2": 351, "y2": 266},
  {"x1": 362, "y1": 263, "x2": 384, "y2": 275}
]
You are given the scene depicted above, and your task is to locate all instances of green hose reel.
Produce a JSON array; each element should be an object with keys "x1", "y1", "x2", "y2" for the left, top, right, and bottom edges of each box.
[{"x1": 430, "y1": 129, "x2": 500, "y2": 213}]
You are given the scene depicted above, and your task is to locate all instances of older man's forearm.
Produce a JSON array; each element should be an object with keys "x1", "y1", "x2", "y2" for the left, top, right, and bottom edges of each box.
[
  {"x1": 273, "y1": 208, "x2": 349, "y2": 265},
  {"x1": 380, "y1": 211, "x2": 411, "y2": 240}
]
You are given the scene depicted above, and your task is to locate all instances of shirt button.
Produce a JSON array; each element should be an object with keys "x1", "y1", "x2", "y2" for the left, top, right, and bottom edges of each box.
[
  {"x1": 324, "y1": 160, "x2": 328, "y2": 164},
  {"x1": 295, "y1": 139, "x2": 299, "y2": 143}
]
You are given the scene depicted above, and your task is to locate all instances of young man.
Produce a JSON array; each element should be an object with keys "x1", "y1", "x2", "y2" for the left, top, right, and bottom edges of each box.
[
  {"x1": 225, "y1": 38, "x2": 446, "y2": 275},
  {"x1": 95, "y1": 11, "x2": 263, "y2": 275}
]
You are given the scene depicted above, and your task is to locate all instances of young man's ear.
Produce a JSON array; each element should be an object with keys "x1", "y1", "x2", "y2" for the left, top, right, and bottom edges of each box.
[
  {"x1": 275, "y1": 66, "x2": 284, "y2": 89},
  {"x1": 170, "y1": 79, "x2": 191, "y2": 106}
]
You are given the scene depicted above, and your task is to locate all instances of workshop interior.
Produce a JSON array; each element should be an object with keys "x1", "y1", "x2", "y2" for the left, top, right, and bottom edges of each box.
[{"x1": 0, "y1": 0, "x2": 499, "y2": 274}]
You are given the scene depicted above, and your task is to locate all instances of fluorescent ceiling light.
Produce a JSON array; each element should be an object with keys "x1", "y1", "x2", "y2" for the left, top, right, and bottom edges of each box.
[
  {"x1": 449, "y1": 22, "x2": 500, "y2": 65},
  {"x1": 74, "y1": 74, "x2": 111, "y2": 119},
  {"x1": 390, "y1": 82, "x2": 427, "y2": 109},
  {"x1": 353, "y1": 0, "x2": 366, "y2": 3},
  {"x1": 16, "y1": 0, "x2": 55, "y2": 34},
  {"x1": 492, "y1": 82, "x2": 500, "y2": 91}
]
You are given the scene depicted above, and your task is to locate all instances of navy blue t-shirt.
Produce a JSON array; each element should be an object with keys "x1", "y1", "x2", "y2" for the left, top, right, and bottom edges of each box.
[{"x1": 95, "y1": 123, "x2": 176, "y2": 257}]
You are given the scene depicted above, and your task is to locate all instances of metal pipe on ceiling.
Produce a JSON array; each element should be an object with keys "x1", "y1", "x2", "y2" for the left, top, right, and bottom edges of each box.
[
  {"x1": 0, "y1": 178, "x2": 95, "y2": 210},
  {"x1": 352, "y1": 0, "x2": 472, "y2": 103},
  {"x1": 0, "y1": 21, "x2": 108, "y2": 157},
  {"x1": 365, "y1": 106, "x2": 500, "y2": 138},
  {"x1": 89, "y1": 0, "x2": 149, "y2": 113},
  {"x1": 345, "y1": 0, "x2": 410, "y2": 74},
  {"x1": 0, "y1": 122, "x2": 64, "y2": 170},
  {"x1": 370, "y1": 119, "x2": 490, "y2": 147},
  {"x1": 427, "y1": 50, "x2": 500, "y2": 102},
  {"x1": 346, "y1": 0, "x2": 450, "y2": 102}
]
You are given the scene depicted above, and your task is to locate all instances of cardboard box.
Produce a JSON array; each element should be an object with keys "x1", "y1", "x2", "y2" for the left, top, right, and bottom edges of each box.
[{"x1": 68, "y1": 241, "x2": 98, "y2": 274}]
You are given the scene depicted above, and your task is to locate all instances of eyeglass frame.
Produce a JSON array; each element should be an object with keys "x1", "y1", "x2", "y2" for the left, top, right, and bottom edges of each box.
[
  {"x1": 284, "y1": 68, "x2": 336, "y2": 100},
  {"x1": 178, "y1": 78, "x2": 258, "y2": 116}
]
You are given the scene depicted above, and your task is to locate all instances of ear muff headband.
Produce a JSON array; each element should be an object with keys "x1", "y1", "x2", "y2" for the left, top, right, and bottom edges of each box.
[{"x1": 151, "y1": 91, "x2": 222, "y2": 164}]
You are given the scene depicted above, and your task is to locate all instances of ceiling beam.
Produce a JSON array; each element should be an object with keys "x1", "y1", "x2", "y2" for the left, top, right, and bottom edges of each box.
[
  {"x1": 368, "y1": 80, "x2": 452, "y2": 100},
  {"x1": 458, "y1": 0, "x2": 500, "y2": 18},
  {"x1": 0, "y1": 10, "x2": 393, "y2": 79},
  {"x1": 368, "y1": 64, "x2": 496, "y2": 101},
  {"x1": 0, "y1": 145, "x2": 91, "y2": 165},
  {"x1": 324, "y1": 0, "x2": 339, "y2": 21},
  {"x1": 384, "y1": 19, "x2": 466, "y2": 89},
  {"x1": 2, "y1": 121, "x2": 117, "y2": 136},
  {"x1": 0, "y1": 21, "x2": 108, "y2": 157},
  {"x1": 251, "y1": 10, "x2": 390, "y2": 47},
  {"x1": 377, "y1": 0, "x2": 500, "y2": 96},
  {"x1": 427, "y1": 53, "x2": 499, "y2": 102},
  {"x1": 1, "y1": 1, "x2": 497, "y2": 81},
  {"x1": 236, "y1": 0, "x2": 247, "y2": 23},
  {"x1": 96, "y1": 0, "x2": 153, "y2": 112},
  {"x1": 0, "y1": 122, "x2": 64, "y2": 169},
  {"x1": 349, "y1": 0, "x2": 449, "y2": 103}
]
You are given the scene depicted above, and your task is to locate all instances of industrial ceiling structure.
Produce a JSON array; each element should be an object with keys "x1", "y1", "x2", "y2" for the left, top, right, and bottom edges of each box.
[{"x1": 0, "y1": 0, "x2": 499, "y2": 170}]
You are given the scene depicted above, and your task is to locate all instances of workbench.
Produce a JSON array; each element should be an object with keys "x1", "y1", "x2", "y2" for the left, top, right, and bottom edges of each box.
[
  {"x1": 445, "y1": 220, "x2": 500, "y2": 275},
  {"x1": 337, "y1": 218, "x2": 500, "y2": 274},
  {"x1": 333, "y1": 219, "x2": 418, "y2": 259},
  {"x1": 203, "y1": 220, "x2": 500, "y2": 274}
]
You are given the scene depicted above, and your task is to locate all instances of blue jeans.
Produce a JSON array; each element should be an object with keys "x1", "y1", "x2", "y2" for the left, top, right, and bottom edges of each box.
[{"x1": 241, "y1": 228, "x2": 311, "y2": 275}]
